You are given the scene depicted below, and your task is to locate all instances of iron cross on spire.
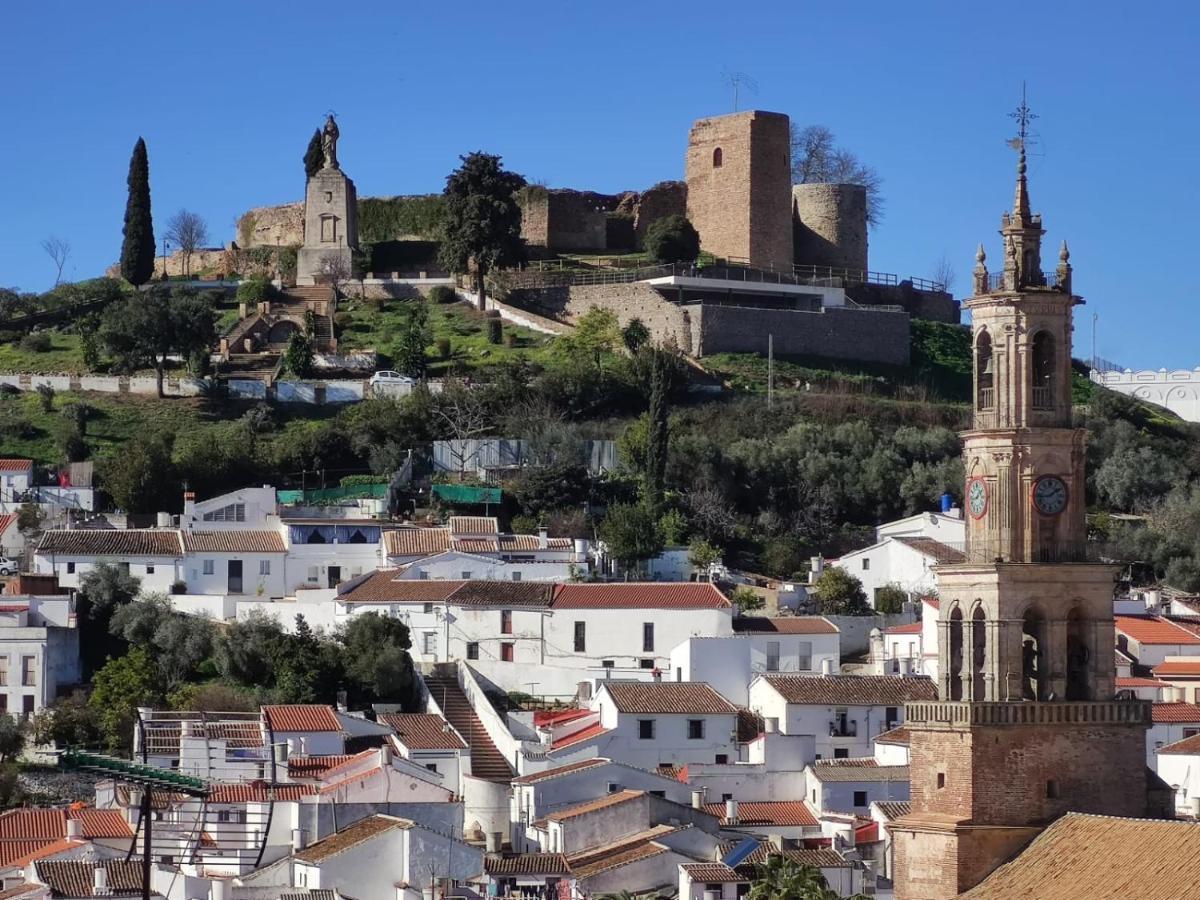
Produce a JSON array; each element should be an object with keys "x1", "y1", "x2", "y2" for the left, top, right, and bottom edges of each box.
[{"x1": 1007, "y1": 82, "x2": 1038, "y2": 151}]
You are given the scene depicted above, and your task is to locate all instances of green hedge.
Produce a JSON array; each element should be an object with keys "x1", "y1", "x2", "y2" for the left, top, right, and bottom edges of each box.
[{"x1": 358, "y1": 196, "x2": 446, "y2": 243}]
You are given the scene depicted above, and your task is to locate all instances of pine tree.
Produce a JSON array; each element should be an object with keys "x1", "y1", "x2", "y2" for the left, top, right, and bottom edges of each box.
[
  {"x1": 120, "y1": 138, "x2": 155, "y2": 286},
  {"x1": 304, "y1": 128, "x2": 323, "y2": 178}
]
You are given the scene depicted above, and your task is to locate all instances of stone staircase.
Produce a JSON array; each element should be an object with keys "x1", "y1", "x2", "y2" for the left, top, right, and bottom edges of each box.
[{"x1": 423, "y1": 665, "x2": 514, "y2": 782}]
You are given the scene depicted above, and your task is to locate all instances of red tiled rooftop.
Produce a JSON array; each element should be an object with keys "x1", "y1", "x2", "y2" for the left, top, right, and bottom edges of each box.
[
  {"x1": 288, "y1": 755, "x2": 357, "y2": 779},
  {"x1": 1115, "y1": 615, "x2": 1200, "y2": 646},
  {"x1": 513, "y1": 758, "x2": 611, "y2": 784},
  {"x1": 681, "y1": 863, "x2": 744, "y2": 883},
  {"x1": 1159, "y1": 733, "x2": 1200, "y2": 755},
  {"x1": 1116, "y1": 676, "x2": 1167, "y2": 688},
  {"x1": 263, "y1": 704, "x2": 342, "y2": 733},
  {"x1": 337, "y1": 571, "x2": 464, "y2": 603},
  {"x1": 1153, "y1": 659, "x2": 1200, "y2": 677},
  {"x1": 733, "y1": 616, "x2": 839, "y2": 635},
  {"x1": 0, "y1": 460, "x2": 32, "y2": 473},
  {"x1": 551, "y1": 723, "x2": 610, "y2": 750},
  {"x1": 1151, "y1": 701, "x2": 1200, "y2": 723},
  {"x1": 601, "y1": 681, "x2": 737, "y2": 715},
  {"x1": 702, "y1": 800, "x2": 818, "y2": 827},
  {"x1": 884, "y1": 622, "x2": 923, "y2": 635},
  {"x1": 207, "y1": 783, "x2": 315, "y2": 803},
  {"x1": 379, "y1": 713, "x2": 466, "y2": 750},
  {"x1": 183, "y1": 531, "x2": 286, "y2": 553},
  {"x1": 383, "y1": 528, "x2": 452, "y2": 557},
  {"x1": 533, "y1": 709, "x2": 592, "y2": 727},
  {"x1": 552, "y1": 582, "x2": 731, "y2": 609},
  {"x1": 546, "y1": 790, "x2": 644, "y2": 822}
]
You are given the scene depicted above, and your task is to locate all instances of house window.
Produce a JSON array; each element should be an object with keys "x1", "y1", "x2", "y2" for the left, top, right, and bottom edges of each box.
[
  {"x1": 217, "y1": 811, "x2": 230, "y2": 823},
  {"x1": 501, "y1": 642, "x2": 514, "y2": 662},
  {"x1": 1184, "y1": 728, "x2": 1200, "y2": 739},
  {"x1": 862, "y1": 558, "x2": 870, "y2": 571},
  {"x1": 203, "y1": 503, "x2": 245, "y2": 522},
  {"x1": 766, "y1": 641, "x2": 781, "y2": 672},
  {"x1": 574, "y1": 622, "x2": 586, "y2": 653},
  {"x1": 467, "y1": 643, "x2": 479, "y2": 660},
  {"x1": 66, "y1": 562, "x2": 75, "y2": 575},
  {"x1": 606, "y1": 782, "x2": 619, "y2": 794},
  {"x1": 639, "y1": 659, "x2": 655, "y2": 669},
  {"x1": 259, "y1": 560, "x2": 270, "y2": 576},
  {"x1": 886, "y1": 706, "x2": 899, "y2": 727},
  {"x1": 20, "y1": 657, "x2": 35, "y2": 687},
  {"x1": 798, "y1": 641, "x2": 812, "y2": 670},
  {"x1": 688, "y1": 719, "x2": 705, "y2": 740},
  {"x1": 601, "y1": 660, "x2": 614, "y2": 669},
  {"x1": 146, "y1": 566, "x2": 155, "y2": 575},
  {"x1": 419, "y1": 571, "x2": 429, "y2": 580},
  {"x1": 423, "y1": 603, "x2": 434, "y2": 614},
  {"x1": 202, "y1": 560, "x2": 215, "y2": 576},
  {"x1": 422, "y1": 633, "x2": 436, "y2": 656},
  {"x1": 511, "y1": 571, "x2": 522, "y2": 582},
  {"x1": 21, "y1": 696, "x2": 33, "y2": 716},
  {"x1": 638, "y1": 720, "x2": 656, "y2": 740},
  {"x1": 307, "y1": 566, "x2": 320, "y2": 584},
  {"x1": 501, "y1": 610, "x2": 513, "y2": 634},
  {"x1": 722, "y1": 793, "x2": 733, "y2": 802},
  {"x1": 834, "y1": 748, "x2": 849, "y2": 759},
  {"x1": 715, "y1": 754, "x2": 728, "y2": 764},
  {"x1": 461, "y1": 571, "x2": 472, "y2": 579},
  {"x1": 650, "y1": 790, "x2": 665, "y2": 798},
  {"x1": 853, "y1": 791, "x2": 868, "y2": 807},
  {"x1": 0, "y1": 658, "x2": 8, "y2": 686},
  {"x1": 643, "y1": 623, "x2": 654, "y2": 653}
]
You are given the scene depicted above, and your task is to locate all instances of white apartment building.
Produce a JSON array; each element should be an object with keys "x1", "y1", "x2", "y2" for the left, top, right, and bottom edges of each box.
[{"x1": 0, "y1": 594, "x2": 79, "y2": 716}]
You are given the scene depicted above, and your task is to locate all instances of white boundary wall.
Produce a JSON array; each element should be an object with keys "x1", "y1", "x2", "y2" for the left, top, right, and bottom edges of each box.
[
  {"x1": 1092, "y1": 369, "x2": 1200, "y2": 423},
  {"x1": 0, "y1": 374, "x2": 368, "y2": 405}
]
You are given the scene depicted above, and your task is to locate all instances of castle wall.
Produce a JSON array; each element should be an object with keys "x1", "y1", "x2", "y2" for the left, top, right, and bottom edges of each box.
[
  {"x1": 238, "y1": 203, "x2": 304, "y2": 247},
  {"x1": 631, "y1": 181, "x2": 688, "y2": 247},
  {"x1": 693, "y1": 304, "x2": 910, "y2": 365},
  {"x1": 685, "y1": 111, "x2": 793, "y2": 271},
  {"x1": 792, "y1": 183, "x2": 869, "y2": 272},
  {"x1": 848, "y1": 282, "x2": 960, "y2": 324}
]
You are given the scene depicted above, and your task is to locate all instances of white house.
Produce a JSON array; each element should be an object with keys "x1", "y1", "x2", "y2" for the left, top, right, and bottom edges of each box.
[
  {"x1": 1154, "y1": 733, "x2": 1200, "y2": 817},
  {"x1": 0, "y1": 594, "x2": 80, "y2": 716},
  {"x1": 380, "y1": 712, "x2": 469, "y2": 789},
  {"x1": 831, "y1": 512, "x2": 965, "y2": 609},
  {"x1": 805, "y1": 761, "x2": 910, "y2": 817},
  {"x1": 263, "y1": 705, "x2": 346, "y2": 757},
  {"x1": 1152, "y1": 657, "x2": 1200, "y2": 702},
  {"x1": 0, "y1": 514, "x2": 22, "y2": 560},
  {"x1": 1115, "y1": 615, "x2": 1200, "y2": 668},
  {"x1": 383, "y1": 516, "x2": 582, "y2": 570},
  {"x1": 699, "y1": 799, "x2": 821, "y2": 844},
  {"x1": 0, "y1": 460, "x2": 33, "y2": 510},
  {"x1": 1149, "y1": 702, "x2": 1200, "y2": 769},
  {"x1": 35, "y1": 530, "x2": 184, "y2": 592},
  {"x1": 748, "y1": 675, "x2": 937, "y2": 762}
]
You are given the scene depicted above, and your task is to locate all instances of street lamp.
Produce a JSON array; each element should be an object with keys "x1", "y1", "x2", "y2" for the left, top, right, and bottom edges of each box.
[{"x1": 162, "y1": 238, "x2": 170, "y2": 280}]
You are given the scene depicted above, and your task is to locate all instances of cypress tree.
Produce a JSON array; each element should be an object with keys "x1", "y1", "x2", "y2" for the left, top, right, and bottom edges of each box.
[
  {"x1": 304, "y1": 128, "x2": 323, "y2": 178},
  {"x1": 119, "y1": 137, "x2": 155, "y2": 286}
]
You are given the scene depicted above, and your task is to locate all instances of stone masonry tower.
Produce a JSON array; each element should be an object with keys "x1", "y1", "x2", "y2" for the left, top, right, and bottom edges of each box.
[
  {"x1": 685, "y1": 110, "x2": 792, "y2": 272},
  {"x1": 891, "y1": 108, "x2": 1153, "y2": 900},
  {"x1": 297, "y1": 114, "x2": 358, "y2": 286}
]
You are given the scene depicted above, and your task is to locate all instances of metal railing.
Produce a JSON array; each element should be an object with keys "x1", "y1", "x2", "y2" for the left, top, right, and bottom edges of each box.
[
  {"x1": 986, "y1": 270, "x2": 1063, "y2": 292},
  {"x1": 977, "y1": 387, "x2": 995, "y2": 409},
  {"x1": 1032, "y1": 385, "x2": 1052, "y2": 408}
]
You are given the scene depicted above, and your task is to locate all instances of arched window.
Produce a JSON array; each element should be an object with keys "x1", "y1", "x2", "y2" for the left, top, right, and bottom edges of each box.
[
  {"x1": 948, "y1": 608, "x2": 964, "y2": 701},
  {"x1": 1022, "y1": 608, "x2": 1047, "y2": 700},
  {"x1": 712, "y1": 147, "x2": 723, "y2": 168},
  {"x1": 1066, "y1": 607, "x2": 1091, "y2": 701},
  {"x1": 976, "y1": 331, "x2": 994, "y2": 410},
  {"x1": 1032, "y1": 331, "x2": 1055, "y2": 408},
  {"x1": 971, "y1": 605, "x2": 987, "y2": 701}
]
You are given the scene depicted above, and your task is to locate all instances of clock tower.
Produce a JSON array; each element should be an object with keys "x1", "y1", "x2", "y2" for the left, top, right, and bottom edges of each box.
[{"x1": 891, "y1": 97, "x2": 1156, "y2": 900}]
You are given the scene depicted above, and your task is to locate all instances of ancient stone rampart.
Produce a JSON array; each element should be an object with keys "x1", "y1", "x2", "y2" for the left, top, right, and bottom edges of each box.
[
  {"x1": 792, "y1": 183, "x2": 869, "y2": 272},
  {"x1": 237, "y1": 203, "x2": 304, "y2": 247}
]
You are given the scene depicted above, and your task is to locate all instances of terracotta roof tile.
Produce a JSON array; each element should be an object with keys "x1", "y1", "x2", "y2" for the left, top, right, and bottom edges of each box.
[
  {"x1": 182, "y1": 531, "x2": 285, "y2": 553},
  {"x1": 565, "y1": 825, "x2": 679, "y2": 870},
  {"x1": 484, "y1": 853, "x2": 570, "y2": 876},
  {"x1": 532, "y1": 709, "x2": 592, "y2": 727},
  {"x1": 703, "y1": 801, "x2": 818, "y2": 827},
  {"x1": 733, "y1": 616, "x2": 839, "y2": 635},
  {"x1": 959, "y1": 812, "x2": 1200, "y2": 900},
  {"x1": 382, "y1": 528, "x2": 451, "y2": 557},
  {"x1": 37, "y1": 529, "x2": 183, "y2": 557},
  {"x1": 761, "y1": 675, "x2": 937, "y2": 706},
  {"x1": 1153, "y1": 659, "x2": 1200, "y2": 677},
  {"x1": 546, "y1": 790, "x2": 644, "y2": 822},
  {"x1": 68, "y1": 810, "x2": 132, "y2": 839},
  {"x1": 451, "y1": 581, "x2": 556, "y2": 607},
  {"x1": 311, "y1": 749, "x2": 377, "y2": 778},
  {"x1": 0, "y1": 460, "x2": 32, "y2": 473},
  {"x1": 1116, "y1": 676, "x2": 1167, "y2": 688},
  {"x1": 1151, "y1": 701, "x2": 1200, "y2": 723},
  {"x1": 553, "y1": 582, "x2": 731, "y2": 609},
  {"x1": 318, "y1": 766, "x2": 383, "y2": 794},
  {"x1": 601, "y1": 681, "x2": 737, "y2": 715},
  {"x1": 207, "y1": 783, "x2": 315, "y2": 803},
  {"x1": 681, "y1": 863, "x2": 744, "y2": 882},
  {"x1": 7, "y1": 840, "x2": 87, "y2": 868},
  {"x1": 452, "y1": 538, "x2": 500, "y2": 554},
  {"x1": 293, "y1": 815, "x2": 411, "y2": 864},
  {"x1": 337, "y1": 572, "x2": 464, "y2": 604},
  {"x1": 448, "y1": 517, "x2": 499, "y2": 536},
  {"x1": 873, "y1": 800, "x2": 911, "y2": 820},
  {"x1": 35, "y1": 860, "x2": 146, "y2": 898},
  {"x1": 263, "y1": 705, "x2": 342, "y2": 733},
  {"x1": 0, "y1": 515, "x2": 16, "y2": 537},
  {"x1": 288, "y1": 755, "x2": 357, "y2": 779},
  {"x1": 569, "y1": 841, "x2": 666, "y2": 879},
  {"x1": 780, "y1": 848, "x2": 850, "y2": 867},
  {"x1": 379, "y1": 713, "x2": 466, "y2": 750},
  {"x1": 1158, "y1": 733, "x2": 1200, "y2": 755},
  {"x1": 0, "y1": 810, "x2": 65, "y2": 840},
  {"x1": 891, "y1": 537, "x2": 966, "y2": 564},
  {"x1": 550, "y1": 723, "x2": 610, "y2": 750},
  {"x1": 0, "y1": 841, "x2": 64, "y2": 868},
  {"x1": 1115, "y1": 615, "x2": 1200, "y2": 646},
  {"x1": 810, "y1": 765, "x2": 909, "y2": 783},
  {"x1": 512, "y1": 758, "x2": 610, "y2": 784},
  {"x1": 0, "y1": 884, "x2": 45, "y2": 900},
  {"x1": 885, "y1": 622, "x2": 923, "y2": 635},
  {"x1": 874, "y1": 726, "x2": 911, "y2": 746},
  {"x1": 813, "y1": 757, "x2": 879, "y2": 768}
]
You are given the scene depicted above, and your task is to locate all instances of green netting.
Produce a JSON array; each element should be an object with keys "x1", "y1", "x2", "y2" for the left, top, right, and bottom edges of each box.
[
  {"x1": 277, "y1": 483, "x2": 388, "y2": 505},
  {"x1": 432, "y1": 483, "x2": 502, "y2": 504}
]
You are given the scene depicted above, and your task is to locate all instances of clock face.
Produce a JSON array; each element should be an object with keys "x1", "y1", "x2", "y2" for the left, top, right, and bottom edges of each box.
[
  {"x1": 1033, "y1": 476, "x2": 1068, "y2": 516},
  {"x1": 967, "y1": 478, "x2": 988, "y2": 519}
]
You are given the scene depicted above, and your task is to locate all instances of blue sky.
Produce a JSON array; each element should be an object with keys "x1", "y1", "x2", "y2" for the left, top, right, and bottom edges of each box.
[{"x1": 2, "y1": 1, "x2": 1197, "y2": 370}]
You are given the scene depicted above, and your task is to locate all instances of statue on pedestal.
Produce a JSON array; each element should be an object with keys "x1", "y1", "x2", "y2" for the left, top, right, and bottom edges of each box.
[{"x1": 321, "y1": 114, "x2": 340, "y2": 170}]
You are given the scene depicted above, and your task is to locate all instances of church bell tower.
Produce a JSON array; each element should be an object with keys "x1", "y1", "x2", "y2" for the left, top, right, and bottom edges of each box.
[{"x1": 891, "y1": 94, "x2": 1154, "y2": 900}]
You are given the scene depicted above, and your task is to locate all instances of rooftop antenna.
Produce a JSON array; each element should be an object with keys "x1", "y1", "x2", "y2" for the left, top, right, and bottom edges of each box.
[{"x1": 722, "y1": 70, "x2": 758, "y2": 113}]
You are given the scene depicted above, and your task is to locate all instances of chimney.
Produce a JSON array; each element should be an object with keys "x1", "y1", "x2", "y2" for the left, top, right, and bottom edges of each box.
[
  {"x1": 183, "y1": 491, "x2": 196, "y2": 520},
  {"x1": 538, "y1": 526, "x2": 549, "y2": 550},
  {"x1": 274, "y1": 741, "x2": 289, "y2": 764},
  {"x1": 821, "y1": 658, "x2": 835, "y2": 676},
  {"x1": 691, "y1": 789, "x2": 705, "y2": 810},
  {"x1": 292, "y1": 828, "x2": 308, "y2": 851},
  {"x1": 379, "y1": 744, "x2": 392, "y2": 767},
  {"x1": 808, "y1": 557, "x2": 824, "y2": 584},
  {"x1": 93, "y1": 867, "x2": 109, "y2": 895},
  {"x1": 66, "y1": 817, "x2": 82, "y2": 839},
  {"x1": 725, "y1": 798, "x2": 739, "y2": 825}
]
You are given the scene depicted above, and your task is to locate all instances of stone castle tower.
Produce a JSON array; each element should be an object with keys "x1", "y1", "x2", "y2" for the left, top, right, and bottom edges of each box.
[
  {"x1": 890, "y1": 138, "x2": 1154, "y2": 899},
  {"x1": 684, "y1": 110, "x2": 793, "y2": 272}
]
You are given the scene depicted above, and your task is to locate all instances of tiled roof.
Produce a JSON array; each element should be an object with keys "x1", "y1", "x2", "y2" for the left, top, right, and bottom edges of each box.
[
  {"x1": 288, "y1": 755, "x2": 357, "y2": 779},
  {"x1": 873, "y1": 800, "x2": 911, "y2": 820},
  {"x1": 312, "y1": 749, "x2": 377, "y2": 778},
  {"x1": 569, "y1": 841, "x2": 667, "y2": 879},
  {"x1": 780, "y1": 848, "x2": 850, "y2": 867},
  {"x1": 498, "y1": 535, "x2": 573, "y2": 551},
  {"x1": 379, "y1": 713, "x2": 466, "y2": 750},
  {"x1": 1151, "y1": 702, "x2": 1200, "y2": 723},
  {"x1": 207, "y1": 783, "x2": 315, "y2": 803},
  {"x1": 37, "y1": 529, "x2": 183, "y2": 557},
  {"x1": 7, "y1": 840, "x2": 86, "y2": 868},
  {"x1": 553, "y1": 582, "x2": 731, "y2": 609},
  {"x1": 601, "y1": 681, "x2": 737, "y2": 715},
  {"x1": 0, "y1": 515, "x2": 16, "y2": 537},
  {"x1": 1115, "y1": 615, "x2": 1200, "y2": 646},
  {"x1": 382, "y1": 528, "x2": 451, "y2": 557},
  {"x1": 959, "y1": 812, "x2": 1200, "y2": 900},
  {"x1": 337, "y1": 572, "x2": 464, "y2": 603},
  {"x1": 182, "y1": 530, "x2": 286, "y2": 553},
  {"x1": 761, "y1": 674, "x2": 937, "y2": 705},
  {"x1": 1158, "y1": 733, "x2": 1200, "y2": 755},
  {"x1": 294, "y1": 815, "x2": 412, "y2": 864},
  {"x1": 451, "y1": 581, "x2": 556, "y2": 607},
  {"x1": 891, "y1": 537, "x2": 966, "y2": 564},
  {"x1": 1116, "y1": 676, "x2": 1167, "y2": 688},
  {"x1": 703, "y1": 801, "x2": 818, "y2": 827},
  {"x1": 484, "y1": 853, "x2": 570, "y2": 876},
  {"x1": 533, "y1": 708, "x2": 592, "y2": 727},
  {"x1": 36, "y1": 861, "x2": 146, "y2": 898},
  {"x1": 811, "y1": 765, "x2": 909, "y2": 783},
  {"x1": 813, "y1": 757, "x2": 879, "y2": 768},
  {"x1": 1153, "y1": 659, "x2": 1200, "y2": 677},
  {"x1": 923, "y1": 597, "x2": 940, "y2": 610},
  {"x1": 550, "y1": 723, "x2": 610, "y2": 750},
  {"x1": 512, "y1": 758, "x2": 611, "y2": 784},
  {"x1": 67, "y1": 810, "x2": 132, "y2": 839},
  {"x1": 449, "y1": 516, "x2": 499, "y2": 535},
  {"x1": 545, "y1": 790, "x2": 644, "y2": 822},
  {"x1": 0, "y1": 885, "x2": 45, "y2": 900},
  {"x1": 732, "y1": 616, "x2": 839, "y2": 635},
  {"x1": 681, "y1": 863, "x2": 744, "y2": 883},
  {"x1": 0, "y1": 810, "x2": 65, "y2": 840},
  {"x1": 885, "y1": 622, "x2": 923, "y2": 635},
  {"x1": 0, "y1": 460, "x2": 32, "y2": 473},
  {"x1": 318, "y1": 766, "x2": 383, "y2": 795},
  {"x1": 874, "y1": 726, "x2": 911, "y2": 745},
  {"x1": 263, "y1": 704, "x2": 342, "y2": 733}
]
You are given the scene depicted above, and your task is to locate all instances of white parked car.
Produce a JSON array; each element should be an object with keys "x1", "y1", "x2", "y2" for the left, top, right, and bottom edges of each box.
[
  {"x1": 369, "y1": 370, "x2": 417, "y2": 396},
  {"x1": 0, "y1": 557, "x2": 17, "y2": 576},
  {"x1": 369, "y1": 370, "x2": 416, "y2": 387}
]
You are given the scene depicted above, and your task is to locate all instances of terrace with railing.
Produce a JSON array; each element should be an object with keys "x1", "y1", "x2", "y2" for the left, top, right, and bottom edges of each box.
[{"x1": 986, "y1": 270, "x2": 1063, "y2": 292}]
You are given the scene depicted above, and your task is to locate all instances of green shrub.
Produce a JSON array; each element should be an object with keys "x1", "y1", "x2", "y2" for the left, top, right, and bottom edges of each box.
[
  {"x1": 436, "y1": 337, "x2": 452, "y2": 359},
  {"x1": 428, "y1": 285, "x2": 457, "y2": 304},
  {"x1": 487, "y1": 318, "x2": 502, "y2": 345},
  {"x1": 333, "y1": 312, "x2": 353, "y2": 329},
  {"x1": 235, "y1": 277, "x2": 272, "y2": 305},
  {"x1": 644, "y1": 215, "x2": 700, "y2": 264},
  {"x1": 510, "y1": 515, "x2": 538, "y2": 535},
  {"x1": 20, "y1": 332, "x2": 52, "y2": 353}
]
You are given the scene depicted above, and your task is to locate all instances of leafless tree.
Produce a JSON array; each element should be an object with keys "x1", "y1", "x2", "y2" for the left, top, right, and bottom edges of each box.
[
  {"x1": 932, "y1": 254, "x2": 957, "y2": 294},
  {"x1": 791, "y1": 124, "x2": 884, "y2": 226},
  {"x1": 40, "y1": 236, "x2": 71, "y2": 285},
  {"x1": 317, "y1": 252, "x2": 351, "y2": 297},
  {"x1": 165, "y1": 209, "x2": 209, "y2": 277},
  {"x1": 684, "y1": 486, "x2": 738, "y2": 543},
  {"x1": 432, "y1": 378, "x2": 490, "y2": 478}
]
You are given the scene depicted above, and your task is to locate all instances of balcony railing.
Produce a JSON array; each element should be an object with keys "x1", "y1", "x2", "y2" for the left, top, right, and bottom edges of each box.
[
  {"x1": 1031, "y1": 385, "x2": 1052, "y2": 408},
  {"x1": 977, "y1": 387, "x2": 995, "y2": 410},
  {"x1": 905, "y1": 699, "x2": 1152, "y2": 728},
  {"x1": 934, "y1": 541, "x2": 1125, "y2": 565},
  {"x1": 829, "y1": 721, "x2": 858, "y2": 737},
  {"x1": 986, "y1": 270, "x2": 1063, "y2": 292}
]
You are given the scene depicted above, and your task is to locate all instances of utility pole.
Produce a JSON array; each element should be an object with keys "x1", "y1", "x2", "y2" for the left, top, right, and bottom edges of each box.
[
  {"x1": 141, "y1": 789, "x2": 152, "y2": 900},
  {"x1": 1092, "y1": 312, "x2": 1098, "y2": 374},
  {"x1": 767, "y1": 334, "x2": 774, "y2": 410}
]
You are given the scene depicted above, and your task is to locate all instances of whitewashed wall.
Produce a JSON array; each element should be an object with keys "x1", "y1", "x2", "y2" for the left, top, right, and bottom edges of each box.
[{"x1": 1093, "y1": 369, "x2": 1200, "y2": 423}]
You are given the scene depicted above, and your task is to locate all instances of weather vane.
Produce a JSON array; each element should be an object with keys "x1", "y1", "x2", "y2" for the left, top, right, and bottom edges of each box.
[{"x1": 1007, "y1": 82, "x2": 1037, "y2": 152}]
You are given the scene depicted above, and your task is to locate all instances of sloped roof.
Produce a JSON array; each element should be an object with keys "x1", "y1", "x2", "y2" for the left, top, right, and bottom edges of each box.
[
  {"x1": 1153, "y1": 658, "x2": 1200, "y2": 677},
  {"x1": 207, "y1": 783, "x2": 315, "y2": 803},
  {"x1": 0, "y1": 810, "x2": 130, "y2": 842},
  {"x1": 781, "y1": 848, "x2": 851, "y2": 867},
  {"x1": 263, "y1": 705, "x2": 342, "y2": 733},
  {"x1": 681, "y1": 863, "x2": 744, "y2": 882},
  {"x1": 761, "y1": 675, "x2": 937, "y2": 705},
  {"x1": 451, "y1": 581, "x2": 556, "y2": 607},
  {"x1": 873, "y1": 800, "x2": 911, "y2": 820},
  {"x1": 553, "y1": 582, "x2": 731, "y2": 609},
  {"x1": 601, "y1": 681, "x2": 737, "y2": 714},
  {"x1": 293, "y1": 815, "x2": 411, "y2": 864},
  {"x1": 0, "y1": 515, "x2": 16, "y2": 537},
  {"x1": 891, "y1": 537, "x2": 966, "y2": 564},
  {"x1": 1115, "y1": 615, "x2": 1200, "y2": 646},
  {"x1": 448, "y1": 516, "x2": 499, "y2": 535},
  {"x1": 550, "y1": 723, "x2": 610, "y2": 750},
  {"x1": 811, "y1": 765, "x2": 909, "y2": 783},
  {"x1": 733, "y1": 616, "x2": 839, "y2": 635},
  {"x1": 337, "y1": 572, "x2": 464, "y2": 603},
  {"x1": 288, "y1": 755, "x2": 358, "y2": 779},
  {"x1": 874, "y1": 726, "x2": 911, "y2": 746},
  {"x1": 703, "y1": 801, "x2": 818, "y2": 827},
  {"x1": 379, "y1": 713, "x2": 466, "y2": 750},
  {"x1": 960, "y1": 812, "x2": 1200, "y2": 900},
  {"x1": 0, "y1": 460, "x2": 32, "y2": 473},
  {"x1": 885, "y1": 622, "x2": 923, "y2": 635},
  {"x1": 1151, "y1": 701, "x2": 1200, "y2": 723},
  {"x1": 182, "y1": 530, "x2": 286, "y2": 553},
  {"x1": 545, "y1": 790, "x2": 644, "y2": 822},
  {"x1": 484, "y1": 853, "x2": 570, "y2": 876},
  {"x1": 1158, "y1": 733, "x2": 1200, "y2": 755},
  {"x1": 37, "y1": 529, "x2": 183, "y2": 557},
  {"x1": 36, "y1": 861, "x2": 146, "y2": 898},
  {"x1": 382, "y1": 528, "x2": 451, "y2": 557},
  {"x1": 512, "y1": 758, "x2": 610, "y2": 785}
]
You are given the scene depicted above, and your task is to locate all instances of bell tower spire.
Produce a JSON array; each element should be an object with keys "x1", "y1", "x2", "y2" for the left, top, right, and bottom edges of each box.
[{"x1": 1001, "y1": 84, "x2": 1044, "y2": 289}]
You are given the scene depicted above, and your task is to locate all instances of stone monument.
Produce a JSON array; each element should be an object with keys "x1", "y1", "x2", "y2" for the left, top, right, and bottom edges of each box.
[{"x1": 297, "y1": 114, "x2": 358, "y2": 286}]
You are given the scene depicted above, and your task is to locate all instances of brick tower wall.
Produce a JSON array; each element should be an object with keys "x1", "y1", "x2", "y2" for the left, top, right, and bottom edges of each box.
[
  {"x1": 793, "y1": 183, "x2": 869, "y2": 272},
  {"x1": 685, "y1": 110, "x2": 793, "y2": 271}
]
